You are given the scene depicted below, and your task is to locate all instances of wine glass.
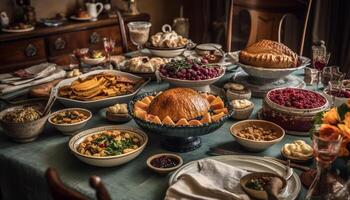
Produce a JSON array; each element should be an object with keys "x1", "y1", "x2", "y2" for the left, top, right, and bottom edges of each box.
[
  {"x1": 127, "y1": 21, "x2": 151, "y2": 55},
  {"x1": 306, "y1": 134, "x2": 342, "y2": 200},
  {"x1": 313, "y1": 53, "x2": 330, "y2": 90},
  {"x1": 103, "y1": 37, "x2": 115, "y2": 68}
]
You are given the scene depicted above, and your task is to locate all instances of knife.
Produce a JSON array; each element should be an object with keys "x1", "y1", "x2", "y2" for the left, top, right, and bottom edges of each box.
[{"x1": 209, "y1": 147, "x2": 311, "y2": 172}]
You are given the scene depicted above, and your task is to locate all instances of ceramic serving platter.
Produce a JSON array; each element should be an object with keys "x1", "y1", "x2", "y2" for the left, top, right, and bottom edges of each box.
[
  {"x1": 169, "y1": 155, "x2": 301, "y2": 200},
  {"x1": 53, "y1": 70, "x2": 150, "y2": 110}
]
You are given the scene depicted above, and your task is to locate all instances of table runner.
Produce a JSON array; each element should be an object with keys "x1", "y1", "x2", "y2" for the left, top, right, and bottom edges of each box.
[{"x1": 0, "y1": 71, "x2": 311, "y2": 200}]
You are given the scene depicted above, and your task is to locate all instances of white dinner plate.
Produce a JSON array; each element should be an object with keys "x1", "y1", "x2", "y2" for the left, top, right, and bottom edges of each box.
[
  {"x1": 169, "y1": 155, "x2": 301, "y2": 200},
  {"x1": 2, "y1": 26, "x2": 34, "y2": 33},
  {"x1": 70, "y1": 16, "x2": 92, "y2": 21}
]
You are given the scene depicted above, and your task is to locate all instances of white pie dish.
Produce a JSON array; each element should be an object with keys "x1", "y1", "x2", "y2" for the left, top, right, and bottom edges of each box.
[
  {"x1": 146, "y1": 43, "x2": 186, "y2": 58},
  {"x1": 68, "y1": 125, "x2": 148, "y2": 167},
  {"x1": 53, "y1": 70, "x2": 149, "y2": 110},
  {"x1": 237, "y1": 56, "x2": 310, "y2": 80}
]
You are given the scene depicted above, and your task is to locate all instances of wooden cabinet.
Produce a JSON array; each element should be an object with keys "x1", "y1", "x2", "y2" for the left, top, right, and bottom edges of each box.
[{"x1": 0, "y1": 14, "x2": 149, "y2": 73}]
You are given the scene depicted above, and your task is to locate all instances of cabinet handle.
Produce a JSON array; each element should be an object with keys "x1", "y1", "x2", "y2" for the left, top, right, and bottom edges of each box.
[
  {"x1": 54, "y1": 37, "x2": 66, "y2": 50},
  {"x1": 25, "y1": 44, "x2": 37, "y2": 57},
  {"x1": 90, "y1": 32, "x2": 101, "y2": 44}
]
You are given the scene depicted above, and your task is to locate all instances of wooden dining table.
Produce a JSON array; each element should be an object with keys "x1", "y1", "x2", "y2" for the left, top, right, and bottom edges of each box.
[{"x1": 0, "y1": 58, "x2": 347, "y2": 200}]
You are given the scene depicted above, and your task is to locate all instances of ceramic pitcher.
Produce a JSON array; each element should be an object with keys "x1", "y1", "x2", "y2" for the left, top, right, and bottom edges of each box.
[
  {"x1": 86, "y1": 2, "x2": 103, "y2": 21},
  {"x1": 0, "y1": 11, "x2": 9, "y2": 27}
]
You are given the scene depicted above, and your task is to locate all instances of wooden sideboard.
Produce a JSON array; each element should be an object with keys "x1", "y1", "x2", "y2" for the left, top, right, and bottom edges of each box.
[{"x1": 0, "y1": 13, "x2": 150, "y2": 73}]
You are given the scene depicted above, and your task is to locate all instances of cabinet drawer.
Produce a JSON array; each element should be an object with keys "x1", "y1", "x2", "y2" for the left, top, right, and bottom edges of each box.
[
  {"x1": 47, "y1": 26, "x2": 122, "y2": 57},
  {"x1": 0, "y1": 38, "x2": 46, "y2": 66}
]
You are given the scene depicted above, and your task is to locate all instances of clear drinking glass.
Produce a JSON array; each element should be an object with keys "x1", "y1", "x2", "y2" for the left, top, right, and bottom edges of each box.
[
  {"x1": 103, "y1": 37, "x2": 115, "y2": 68},
  {"x1": 313, "y1": 53, "x2": 331, "y2": 90},
  {"x1": 305, "y1": 134, "x2": 342, "y2": 200},
  {"x1": 127, "y1": 21, "x2": 151, "y2": 55}
]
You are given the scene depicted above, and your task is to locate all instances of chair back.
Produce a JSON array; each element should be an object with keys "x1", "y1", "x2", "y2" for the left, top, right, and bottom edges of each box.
[
  {"x1": 117, "y1": 10, "x2": 129, "y2": 53},
  {"x1": 45, "y1": 167, "x2": 111, "y2": 200},
  {"x1": 226, "y1": 0, "x2": 313, "y2": 55}
]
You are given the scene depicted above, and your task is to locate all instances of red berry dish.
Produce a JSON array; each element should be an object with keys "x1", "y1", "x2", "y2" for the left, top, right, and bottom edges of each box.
[
  {"x1": 326, "y1": 89, "x2": 350, "y2": 98},
  {"x1": 261, "y1": 88, "x2": 328, "y2": 132},
  {"x1": 159, "y1": 59, "x2": 223, "y2": 81},
  {"x1": 268, "y1": 88, "x2": 327, "y2": 109}
]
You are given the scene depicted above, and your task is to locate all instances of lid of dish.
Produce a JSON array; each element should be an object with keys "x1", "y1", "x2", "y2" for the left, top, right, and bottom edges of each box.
[{"x1": 196, "y1": 43, "x2": 222, "y2": 51}]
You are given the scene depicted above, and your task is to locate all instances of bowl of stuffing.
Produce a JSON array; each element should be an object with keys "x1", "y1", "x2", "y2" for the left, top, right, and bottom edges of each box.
[
  {"x1": 230, "y1": 120, "x2": 285, "y2": 152},
  {"x1": 0, "y1": 103, "x2": 49, "y2": 143}
]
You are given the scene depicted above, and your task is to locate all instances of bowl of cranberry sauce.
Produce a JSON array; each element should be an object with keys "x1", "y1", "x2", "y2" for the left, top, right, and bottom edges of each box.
[
  {"x1": 267, "y1": 88, "x2": 328, "y2": 111},
  {"x1": 158, "y1": 59, "x2": 225, "y2": 92},
  {"x1": 323, "y1": 88, "x2": 350, "y2": 107},
  {"x1": 261, "y1": 88, "x2": 329, "y2": 132}
]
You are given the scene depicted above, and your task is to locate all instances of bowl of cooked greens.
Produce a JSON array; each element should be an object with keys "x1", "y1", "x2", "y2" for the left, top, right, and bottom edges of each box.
[
  {"x1": 0, "y1": 103, "x2": 49, "y2": 143},
  {"x1": 68, "y1": 125, "x2": 148, "y2": 167}
]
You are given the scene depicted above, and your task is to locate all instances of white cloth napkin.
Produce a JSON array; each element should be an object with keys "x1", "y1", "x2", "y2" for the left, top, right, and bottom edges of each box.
[
  {"x1": 165, "y1": 159, "x2": 251, "y2": 200},
  {"x1": 0, "y1": 68, "x2": 66, "y2": 94}
]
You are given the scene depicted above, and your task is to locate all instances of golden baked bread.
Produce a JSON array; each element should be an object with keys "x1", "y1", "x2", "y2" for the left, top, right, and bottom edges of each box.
[
  {"x1": 148, "y1": 88, "x2": 210, "y2": 122},
  {"x1": 239, "y1": 40, "x2": 299, "y2": 68}
]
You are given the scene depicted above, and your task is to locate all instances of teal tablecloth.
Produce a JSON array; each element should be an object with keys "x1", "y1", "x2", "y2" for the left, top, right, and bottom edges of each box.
[{"x1": 0, "y1": 71, "x2": 313, "y2": 200}]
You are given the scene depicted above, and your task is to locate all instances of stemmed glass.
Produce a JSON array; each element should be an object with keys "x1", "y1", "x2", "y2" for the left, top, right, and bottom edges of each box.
[
  {"x1": 103, "y1": 38, "x2": 115, "y2": 69},
  {"x1": 127, "y1": 21, "x2": 151, "y2": 55},
  {"x1": 305, "y1": 134, "x2": 342, "y2": 200},
  {"x1": 328, "y1": 73, "x2": 345, "y2": 106},
  {"x1": 313, "y1": 53, "x2": 331, "y2": 90}
]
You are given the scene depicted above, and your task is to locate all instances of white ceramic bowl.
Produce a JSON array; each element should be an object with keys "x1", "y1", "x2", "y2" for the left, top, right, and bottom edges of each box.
[
  {"x1": 147, "y1": 46, "x2": 186, "y2": 58},
  {"x1": 323, "y1": 88, "x2": 349, "y2": 107},
  {"x1": 48, "y1": 108, "x2": 92, "y2": 135},
  {"x1": 159, "y1": 67, "x2": 225, "y2": 92},
  {"x1": 237, "y1": 56, "x2": 310, "y2": 80},
  {"x1": 53, "y1": 70, "x2": 149, "y2": 110},
  {"x1": 68, "y1": 125, "x2": 148, "y2": 167},
  {"x1": 81, "y1": 56, "x2": 106, "y2": 65},
  {"x1": 230, "y1": 120, "x2": 285, "y2": 152},
  {"x1": 0, "y1": 104, "x2": 49, "y2": 143}
]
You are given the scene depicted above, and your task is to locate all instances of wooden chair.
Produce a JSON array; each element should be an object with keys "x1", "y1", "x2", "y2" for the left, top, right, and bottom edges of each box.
[
  {"x1": 225, "y1": 0, "x2": 313, "y2": 55},
  {"x1": 45, "y1": 168, "x2": 111, "y2": 200},
  {"x1": 116, "y1": 9, "x2": 129, "y2": 53}
]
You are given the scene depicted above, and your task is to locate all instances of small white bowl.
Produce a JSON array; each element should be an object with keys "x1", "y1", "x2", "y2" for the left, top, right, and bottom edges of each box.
[
  {"x1": 147, "y1": 46, "x2": 186, "y2": 58},
  {"x1": 146, "y1": 153, "x2": 183, "y2": 174},
  {"x1": 226, "y1": 88, "x2": 251, "y2": 100},
  {"x1": 81, "y1": 56, "x2": 106, "y2": 65},
  {"x1": 230, "y1": 120, "x2": 285, "y2": 152},
  {"x1": 69, "y1": 125, "x2": 148, "y2": 167},
  {"x1": 48, "y1": 108, "x2": 92, "y2": 135},
  {"x1": 231, "y1": 102, "x2": 254, "y2": 120}
]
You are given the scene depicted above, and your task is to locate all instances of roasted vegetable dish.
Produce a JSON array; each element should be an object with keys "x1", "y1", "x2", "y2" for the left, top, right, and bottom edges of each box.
[
  {"x1": 58, "y1": 73, "x2": 140, "y2": 101},
  {"x1": 51, "y1": 110, "x2": 89, "y2": 124},
  {"x1": 2, "y1": 106, "x2": 41, "y2": 123},
  {"x1": 77, "y1": 130, "x2": 141, "y2": 157}
]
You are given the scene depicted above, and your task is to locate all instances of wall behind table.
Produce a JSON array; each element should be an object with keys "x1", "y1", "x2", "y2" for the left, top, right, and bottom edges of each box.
[{"x1": 0, "y1": 0, "x2": 182, "y2": 35}]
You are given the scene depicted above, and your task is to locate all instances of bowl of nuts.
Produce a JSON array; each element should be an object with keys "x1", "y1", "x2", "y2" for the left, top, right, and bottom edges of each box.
[
  {"x1": 48, "y1": 108, "x2": 92, "y2": 135},
  {"x1": 230, "y1": 120, "x2": 285, "y2": 152}
]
